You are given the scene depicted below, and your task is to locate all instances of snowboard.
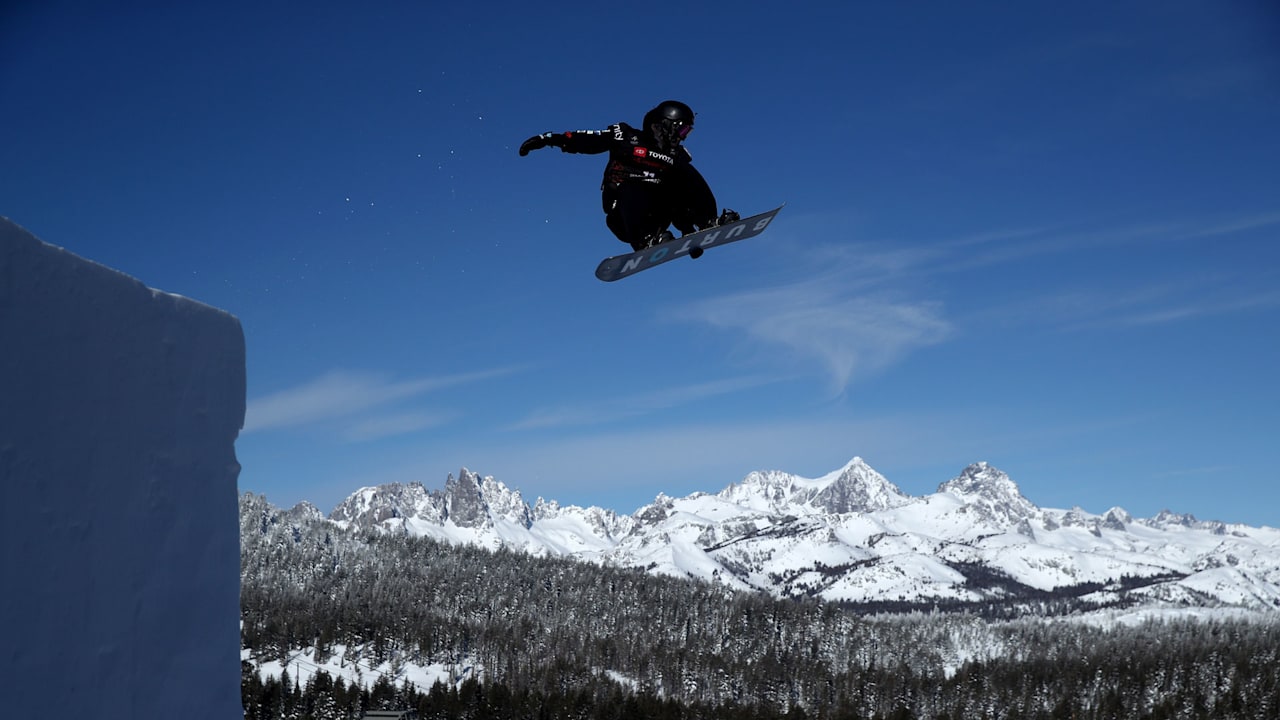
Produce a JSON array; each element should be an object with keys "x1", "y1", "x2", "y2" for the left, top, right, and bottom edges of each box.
[{"x1": 594, "y1": 205, "x2": 784, "y2": 282}]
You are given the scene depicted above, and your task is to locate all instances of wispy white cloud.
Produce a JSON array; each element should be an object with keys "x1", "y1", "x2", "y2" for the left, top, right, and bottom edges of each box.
[
  {"x1": 864, "y1": 211, "x2": 1280, "y2": 335},
  {"x1": 980, "y1": 280, "x2": 1280, "y2": 333},
  {"x1": 674, "y1": 209, "x2": 1276, "y2": 394},
  {"x1": 244, "y1": 367, "x2": 515, "y2": 435},
  {"x1": 861, "y1": 213, "x2": 1276, "y2": 282},
  {"x1": 920, "y1": 222, "x2": 1184, "y2": 277},
  {"x1": 1106, "y1": 291, "x2": 1280, "y2": 328},
  {"x1": 342, "y1": 411, "x2": 449, "y2": 443},
  {"x1": 1183, "y1": 211, "x2": 1280, "y2": 239},
  {"x1": 682, "y1": 276, "x2": 952, "y2": 395}
]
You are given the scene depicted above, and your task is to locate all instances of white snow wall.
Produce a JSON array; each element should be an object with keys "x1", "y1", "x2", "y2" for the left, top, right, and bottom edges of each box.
[{"x1": 0, "y1": 217, "x2": 245, "y2": 718}]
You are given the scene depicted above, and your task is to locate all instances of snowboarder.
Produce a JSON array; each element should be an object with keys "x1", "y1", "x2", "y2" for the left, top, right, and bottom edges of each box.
[{"x1": 518, "y1": 100, "x2": 739, "y2": 255}]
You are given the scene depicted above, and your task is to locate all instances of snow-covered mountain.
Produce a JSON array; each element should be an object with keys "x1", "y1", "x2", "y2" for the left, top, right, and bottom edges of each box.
[{"x1": 326, "y1": 458, "x2": 1280, "y2": 613}]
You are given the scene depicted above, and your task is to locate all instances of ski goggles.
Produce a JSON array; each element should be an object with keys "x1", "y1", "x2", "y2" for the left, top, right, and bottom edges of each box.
[{"x1": 675, "y1": 122, "x2": 693, "y2": 139}]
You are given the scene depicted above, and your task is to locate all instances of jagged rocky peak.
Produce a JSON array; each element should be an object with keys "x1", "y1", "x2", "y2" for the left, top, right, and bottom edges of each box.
[
  {"x1": 535, "y1": 497, "x2": 630, "y2": 539},
  {"x1": 532, "y1": 496, "x2": 561, "y2": 517},
  {"x1": 633, "y1": 493, "x2": 675, "y2": 526},
  {"x1": 1106, "y1": 506, "x2": 1133, "y2": 522},
  {"x1": 1149, "y1": 509, "x2": 1199, "y2": 527},
  {"x1": 284, "y1": 500, "x2": 325, "y2": 524},
  {"x1": 810, "y1": 457, "x2": 909, "y2": 513},
  {"x1": 329, "y1": 481, "x2": 435, "y2": 526},
  {"x1": 724, "y1": 469, "x2": 796, "y2": 503},
  {"x1": 444, "y1": 468, "x2": 532, "y2": 529},
  {"x1": 1060, "y1": 506, "x2": 1089, "y2": 527},
  {"x1": 478, "y1": 473, "x2": 533, "y2": 525},
  {"x1": 940, "y1": 462, "x2": 1016, "y2": 496},
  {"x1": 938, "y1": 462, "x2": 1038, "y2": 526},
  {"x1": 443, "y1": 469, "x2": 488, "y2": 527},
  {"x1": 717, "y1": 457, "x2": 908, "y2": 514},
  {"x1": 1103, "y1": 507, "x2": 1132, "y2": 531}
]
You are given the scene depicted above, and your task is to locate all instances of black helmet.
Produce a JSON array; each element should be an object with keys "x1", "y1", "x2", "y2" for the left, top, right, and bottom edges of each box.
[{"x1": 643, "y1": 100, "x2": 695, "y2": 150}]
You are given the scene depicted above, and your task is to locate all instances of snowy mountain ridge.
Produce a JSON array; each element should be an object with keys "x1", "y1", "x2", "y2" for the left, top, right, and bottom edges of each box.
[{"x1": 326, "y1": 457, "x2": 1280, "y2": 613}]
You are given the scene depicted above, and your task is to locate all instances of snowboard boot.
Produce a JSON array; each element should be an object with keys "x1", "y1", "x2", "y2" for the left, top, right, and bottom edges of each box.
[
  {"x1": 632, "y1": 230, "x2": 674, "y2": 252},
  {"x1": 685, "y1": 210, "x2": 737, "y2": 259}
]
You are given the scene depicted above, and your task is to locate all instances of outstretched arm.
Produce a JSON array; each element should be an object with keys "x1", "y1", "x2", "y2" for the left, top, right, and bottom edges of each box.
[{"x1": 518, "y1": 129, "x2": 614, "y2": 156}]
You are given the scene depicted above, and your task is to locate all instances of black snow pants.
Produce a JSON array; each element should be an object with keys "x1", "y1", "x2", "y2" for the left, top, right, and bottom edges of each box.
[{"x1": 603, "y1": 170, "x2": 717, "y2": 251}]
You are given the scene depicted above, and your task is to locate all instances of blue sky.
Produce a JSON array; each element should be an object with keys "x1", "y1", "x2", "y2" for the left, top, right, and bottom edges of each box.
[{"x1": 4, "y1": 1, "x2": 1279, "y2": 525}]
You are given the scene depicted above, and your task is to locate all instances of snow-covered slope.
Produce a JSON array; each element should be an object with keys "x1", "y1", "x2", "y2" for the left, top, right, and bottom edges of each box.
[{"x1": 327, "y1": 457, "x2": 1280, "y2": 613}]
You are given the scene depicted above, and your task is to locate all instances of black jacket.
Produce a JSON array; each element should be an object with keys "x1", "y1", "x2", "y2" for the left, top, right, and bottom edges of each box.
[{"x1": 545, "y1": 122, "x2": 718, "y2": 230}]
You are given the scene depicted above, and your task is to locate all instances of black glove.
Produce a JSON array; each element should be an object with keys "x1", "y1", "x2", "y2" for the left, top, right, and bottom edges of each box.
[{"x1": 519, "y1": 133, "x2": 561, "y2": 156}]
